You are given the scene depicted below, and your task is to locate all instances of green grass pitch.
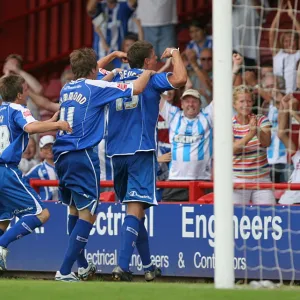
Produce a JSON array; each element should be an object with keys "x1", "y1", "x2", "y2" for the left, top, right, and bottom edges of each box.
[{"x1": 0, "y1": 280, "x2": 300, "y2": 300}]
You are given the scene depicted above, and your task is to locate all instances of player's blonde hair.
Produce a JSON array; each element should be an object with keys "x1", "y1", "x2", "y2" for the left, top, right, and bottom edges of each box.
[{"x1": 233, "y1": 85, "x2": 254, "y2": 104}]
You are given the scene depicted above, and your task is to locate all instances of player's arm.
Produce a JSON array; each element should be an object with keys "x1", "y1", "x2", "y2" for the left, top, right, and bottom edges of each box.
[
  {"x1": 97, "y1": 51, "x2": 127, "y2": 69},
  {"x1": 86, "y1": 70, "x2": 154, "y2": 105},
  {"x1": 28, "y1": 90, "x2": 59, "y2": 113},
  {"x1": 101, "y1": 69, "x2": 122, "y2": 82},
  {"x1": 23, "y1": 112, "x2": 71, "y2": 134},
  {"x1": 131, "y1": 70, "x2": 155, "y2": 95},
  {"x1": 161, "y1": 48, "x2": 187, "y2": 88}
]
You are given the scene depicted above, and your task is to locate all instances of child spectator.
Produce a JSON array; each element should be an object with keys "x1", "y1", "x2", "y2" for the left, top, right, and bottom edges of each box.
[{"x1": 24, "y1": 135, "x2": 58, "y2": 201}]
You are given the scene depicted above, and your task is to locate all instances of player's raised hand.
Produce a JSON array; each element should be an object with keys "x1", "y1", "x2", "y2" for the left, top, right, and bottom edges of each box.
[
  {"x1": 57, "y1": 121, "x2": 72, "y2": 133},
  {"x1": 113, "y1": 51, "x2": 128, "y2": 62},
  {"x1": 161, "y1": 48, "x2": 179, "y2": 60}
]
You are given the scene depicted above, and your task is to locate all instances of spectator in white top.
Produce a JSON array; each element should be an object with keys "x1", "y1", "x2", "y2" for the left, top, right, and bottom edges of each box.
[
  {"x1": 24, "y1": 135, "x2": 59, "y2": 201},
  {"x1": 136, "y1": 0, "x2": 177, "y2": 58},
  {"x1": 159, "y1": 89, "x2": 213, "y2": 201},
  {"x1": 277, "y1": 94, "x2": 300, "y2": 204},
  {"x1": 3, "y1": 54, "x2": 44, "y2": 120},
  {"x1": 269, "y1": 1, "x2": 300, "y2": 93},
  {"x1": 261, "y1": 73, "x2": 289, "y2": 183},
  {"x1": 160, "y1": 89, "x2": 213, "y2": 181},
  {"x1": 185, "y1": 20, "x2": 213, "y2": 67},
  {"x1": 232, "y1": 0, "x2": 269, "y2": 66},
  {"x1": 19, "y1": 137, "x2": 40, "y2": 174}
]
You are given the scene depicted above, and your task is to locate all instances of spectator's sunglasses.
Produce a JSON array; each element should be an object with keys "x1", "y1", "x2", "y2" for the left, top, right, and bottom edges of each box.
[{"x1": 200, "y1": 57, "x2": 212, "y2": 61}]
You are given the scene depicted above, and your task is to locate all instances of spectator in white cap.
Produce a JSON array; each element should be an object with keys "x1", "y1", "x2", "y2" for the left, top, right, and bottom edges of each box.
[
  {"x1": 24, "y1": 135, "x2": 58, "y2": 201},
  {"x1": 159, "y1": 89, "x2": 213, "y2": 201},
  {"x1": 18, "y1": 137, "x2": 40, "y2": 174}
]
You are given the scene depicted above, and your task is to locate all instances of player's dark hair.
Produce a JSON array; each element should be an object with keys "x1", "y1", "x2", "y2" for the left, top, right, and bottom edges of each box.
[
  {"x1": 0, "y1": 74, "x2": 25, "y2": 103},
  {"x1": 127, "y1": 41, "x2": 153, "y2": 69},
  {"x1": 70, "y1": 48, "x2": 97, "y2": 79},
  {"x1": 4, "y1": 54, "x2": 24, "y2": 69}
]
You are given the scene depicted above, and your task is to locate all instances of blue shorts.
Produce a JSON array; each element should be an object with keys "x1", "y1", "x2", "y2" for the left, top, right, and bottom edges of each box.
[
  {"x1": 0, "y1": 165, "x2": 45, "y2": 221},
  {"x1": 112, "y1": 151, "x2": 158, "y2": 207},
  {"x1": 55, "y1": 147, "x2": 100, "y2": 215}
]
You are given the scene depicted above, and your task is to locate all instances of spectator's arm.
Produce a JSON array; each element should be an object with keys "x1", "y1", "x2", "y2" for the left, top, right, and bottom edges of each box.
[
  {"x1": 190, "y1": 62, "x2": 213, "y2": 95},
  {"x1": 277, "y1": 95, "x2": 297, "y2": 154},
  {"x1": 233, "y1": 132, "x2": 256, "y2": 154},
  {"x1": 232, "y1": 53, "x2": 243, "y2": 85},
  {"x1": 28, "y1": 90, "x2": 59, "y2": 113},
  {"x1": 257, "y1": 125, "x2": 271, "y2": 147},
  {"x1": 19, "y1": 70, "x2": 43, "y2": 94},
  {"x1": 127, "y1": 0, "x2": 137, "y2": 9},
  {"x1": 297, "y1": 61, "x2": 300, "y2": 89},
  {"x1": 159, "y1": 97, "x2": 179, "y2": 123},
  {"x1": 287, "y1": 1, "x2": 300, "y2": 33},
  {"x1": 157, "y1": 152, "x2": 171, "y2": 163},
  {"x1": 269, "y1": 6, "x2": 281, "y2": 56},
  {"x1": 87, "y1": 0, "x2": 100, "y2": 16},
  {"x1": 132, "y1": 17, "x2": 144, "y2": 40}
]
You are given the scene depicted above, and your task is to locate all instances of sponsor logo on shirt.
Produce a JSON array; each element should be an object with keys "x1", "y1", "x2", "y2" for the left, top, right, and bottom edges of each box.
[
  {"x1": 173, "y1": 134, "x2": 202, "y2": 144},
  {"x1": 22, "y1": 110, "x2": 32, "y2": 118},
  {"x1": 116, "y1": 83, "x2": 128, "y2": 91}
]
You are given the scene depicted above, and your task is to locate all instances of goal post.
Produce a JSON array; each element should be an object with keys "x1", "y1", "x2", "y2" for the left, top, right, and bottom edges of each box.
[{"x1": 213, "y1": 0, "x2": 234, "y2": 289}]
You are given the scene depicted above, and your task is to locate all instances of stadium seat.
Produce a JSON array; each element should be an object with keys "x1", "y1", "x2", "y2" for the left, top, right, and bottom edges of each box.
[
  {"x1": 43, "y1": 79, "x2": 62, "y2": 100},
  {"x1": 197, "y1": 192, "x2": 214, "y2": 204},
  {"x1": 100, "y1": 191, "x2": 115, "y2": 202}
]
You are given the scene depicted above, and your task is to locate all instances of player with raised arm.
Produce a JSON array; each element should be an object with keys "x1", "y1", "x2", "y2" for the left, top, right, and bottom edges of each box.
[
  {"x1": 53, "y1": 48, "x2": 154, "y2": 282},
  {"x1": 106, "y1": 41, "x2": 187, "y2": 281},
  {"x1": 0, "y1": 74, "x2": 71, "y2": 271}
]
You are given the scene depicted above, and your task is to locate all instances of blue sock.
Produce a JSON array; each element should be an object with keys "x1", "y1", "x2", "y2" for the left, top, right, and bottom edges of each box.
[
  {"x1": 68, "y1": 215, "x2": 88, "y2": 269},
  {"x1": 60, "y1": 219, "x2": 92, "y2": 275},
  {"x1": 118, "y1": 215, "x2": 140, "y2": 272},
  {"x1": 0, "y1": 229, "x2": 4, "y2": 236},
  {"x1": 0, "y1": 215, "x2": 42, "y2": 248},
  {"x1": 136, "y1": 217, "x2": 154, "y2": 272}
]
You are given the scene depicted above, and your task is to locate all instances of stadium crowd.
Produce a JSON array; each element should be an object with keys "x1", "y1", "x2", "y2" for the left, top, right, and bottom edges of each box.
[{"x1": 1, "y1": 0, "x2": 300, "y2": 206}]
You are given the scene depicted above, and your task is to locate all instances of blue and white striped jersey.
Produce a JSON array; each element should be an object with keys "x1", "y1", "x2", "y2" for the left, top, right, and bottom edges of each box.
[
  {"x1": 186, "y1": 36, "x2": 213, "y2": 66},
  {"x1": 0, "y1": 102, "x2": 36, "y2": 165},
  {"x1": 53, "y1": 79, "x2": 133, "y2": 161},
  {"x1": 106, "y1": 69, "x2": 174, "y2": 157},
  {"x1": 24, "y1": 161, "x2": 59, "y2": 200},
  {"x1": 267, "y1": 102, "x2": 287, "y2": 164},
  {"x1": 92, "y1": 1, "x2": 134, "y2": 59},
  {"x1": 160, "y1": 101, "x2": 213, "y2": 180}
]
